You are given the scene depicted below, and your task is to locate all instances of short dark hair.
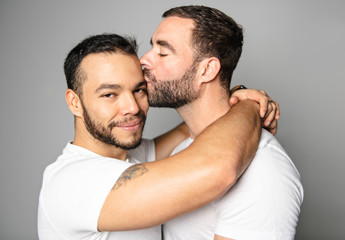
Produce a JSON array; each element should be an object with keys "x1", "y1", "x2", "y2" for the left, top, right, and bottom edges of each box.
[
  {"x1": 64, "y1": 33, "x2": 138, "y2": 96},
  {"x1": 163, "y1": 5, "x2": 243, "y2": 89}
]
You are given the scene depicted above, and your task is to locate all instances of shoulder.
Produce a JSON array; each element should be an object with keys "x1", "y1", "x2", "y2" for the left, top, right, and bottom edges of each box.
[
  {"x1": 38, "y1": 143, "x2": 135, "y2": 236},
  {"x1": 40, "y1": 143, "x2": 134, "y2": 200},
  {"x1": 243, "y1": 129, "x2": 303, "y2": 200},
  {"x1": 43, "y1": 142, "x2": 131, "y2": 182},
  {"x1": 214, "y1": 130, "x2": 304, "y2": 237},
  {"x1": 255, "y1": 129, "x2": 301, "y2": 181}
]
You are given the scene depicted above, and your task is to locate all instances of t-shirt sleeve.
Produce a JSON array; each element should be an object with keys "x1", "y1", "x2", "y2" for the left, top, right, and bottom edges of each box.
[
  {"x1": 214, "y1": 131, "x2": 303, "y2": 240},
  {"x1": 42, "y1": 157, "x2": 135, "y2": 236}
]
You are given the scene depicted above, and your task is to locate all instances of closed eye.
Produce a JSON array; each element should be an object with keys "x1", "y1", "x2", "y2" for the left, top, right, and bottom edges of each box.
[
  {"x1": 102, "y1": 93, "x2": 116, "y2": 98},
  {"x1": 134, "y1": 88, "x2": 147, "y2": 95}
]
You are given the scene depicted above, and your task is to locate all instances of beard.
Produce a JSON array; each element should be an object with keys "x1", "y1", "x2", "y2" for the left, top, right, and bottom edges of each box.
[
  {"x1": 143, "y1": 61, "x2": 200, "y2": 108},
  {"x1": 82, "y1": 103, "x2": 146, "y2": 150}
]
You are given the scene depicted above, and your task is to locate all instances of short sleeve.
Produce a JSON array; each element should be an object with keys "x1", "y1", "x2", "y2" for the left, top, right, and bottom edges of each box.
[
  {"x1": 214, "y1": 130, "x2": 303, "y2": 240},
  {"x1": 40, "y1": 156, "x2": 134, "y2": 237}
]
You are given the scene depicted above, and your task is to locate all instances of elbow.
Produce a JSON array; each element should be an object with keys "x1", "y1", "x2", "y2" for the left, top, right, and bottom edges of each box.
[
  {"x1": 209, "y1": 161, "x2": 239, "y2": 197},
  {"x1": 219, "y1": 166, "x2": 239, "y2": 193},
  {"x1": 216, "y1": 150, "x2": 247, "y2": 193}
]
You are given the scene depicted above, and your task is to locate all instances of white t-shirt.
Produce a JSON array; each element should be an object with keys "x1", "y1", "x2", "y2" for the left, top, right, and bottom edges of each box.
[
  {"x1": 163, "y1": 129, "x2": 304, "y2": 240},
  {"x1": 38, "y1": 139, "x2": 161, "y2": 240}
]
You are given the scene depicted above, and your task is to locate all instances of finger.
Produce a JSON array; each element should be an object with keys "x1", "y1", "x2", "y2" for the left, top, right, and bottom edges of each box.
[
  {"x1": 270, "y1": 120, "x2": 278, "y2": 135},
  {"x1": 275, "y1": 101, "x2": 280, "y2": 120},
  {"x1": 267, "y1": 119, "x2": 278, "y2": 135},
  {"x1": 262, "y1": 100, "x2": 277, "y2": 125},
  {"x1": 259, "y1": 96, "x2": 269, "y2": 118},
  {"x1": 229, "y1": 96, "x2": 240, "y2": 106},
  {"x1": 259, "y1": 90, "x2": 268, "y2": 96},
  {"x1": 263, "y1": 106, "x2": 276, "y2": 127},
  {"x1": 267, "y1": 98, "x2": 279, "y2": 120}
]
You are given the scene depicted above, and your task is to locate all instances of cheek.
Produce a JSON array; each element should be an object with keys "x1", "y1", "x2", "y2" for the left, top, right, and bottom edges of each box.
[
  {"x1": 138, "y1": 96, "x2": 149, "y2": 114},
  {"x1": 161, "y1": 61, "x2": 187, "y2": 80},
  {"x1": 153, "y1": 59, "x2": 173, "y2": 76},
  {"x1": 93, "y1": 103, "x2": 119, "y2": 121}
]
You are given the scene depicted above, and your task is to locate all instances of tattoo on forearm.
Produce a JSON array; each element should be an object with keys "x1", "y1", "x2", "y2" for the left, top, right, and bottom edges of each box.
[{"x1": 113, "y1": 164, "x2": 148, "y2": 189}]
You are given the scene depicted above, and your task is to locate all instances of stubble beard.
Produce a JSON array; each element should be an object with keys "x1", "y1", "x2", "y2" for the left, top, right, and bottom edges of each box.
[
  {"x1": 143, "y1": 61, "x2": 200, "y2": 108},
  {"x1": 81, "y1": 103, "x2": 146, "y2": 150}
]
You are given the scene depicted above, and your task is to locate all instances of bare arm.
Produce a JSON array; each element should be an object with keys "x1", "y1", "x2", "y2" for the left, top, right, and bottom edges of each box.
[
  {"x1": 154, "y1": 122, "x2": 189, "y2": 160},
  {"x1": 98, "y1": 100, "x2": 261, "y2": 231},
  {"x1": 154, "y1": 87, "x2": 279, "y2": 161},
  {"x1": 214, "y1": 234, "x2": 234, "y2": 240}
]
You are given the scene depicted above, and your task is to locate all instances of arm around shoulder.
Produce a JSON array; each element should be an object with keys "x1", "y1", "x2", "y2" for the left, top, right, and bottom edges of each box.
[{"x1": 98, "y1": 100, "x2": 261, "y2": 231}]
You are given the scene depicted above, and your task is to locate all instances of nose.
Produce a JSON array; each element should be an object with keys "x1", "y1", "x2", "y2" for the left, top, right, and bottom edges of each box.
[
  {"x1": 119, "y1": 93, "x2": 140, "y2": 116},
  {"x1": 140, "y1": 49, "x2": 153, "y2": 68}
]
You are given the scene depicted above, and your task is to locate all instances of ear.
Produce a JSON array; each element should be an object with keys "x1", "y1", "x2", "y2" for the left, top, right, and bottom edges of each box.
[
  {"x1": 197, "y1": 57, "x2": 221, "y2": 85},
  {"x1": 65, "y1": 89, "x2": 83, "y2": 117}
]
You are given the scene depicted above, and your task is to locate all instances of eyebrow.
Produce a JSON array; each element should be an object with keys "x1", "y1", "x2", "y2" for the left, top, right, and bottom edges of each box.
[
  {"x1": 95, "y1": 83, "x2": 121, "y2": 93},
  {"x1": 136, "y1": 80, "x2": 147, "y2": 89},
  {"x1": 150, "y1": 38, "x2": 176, "y2": 53},
  {"x1": 95, "y1": 80, "x2": 146, "y2": 93}
]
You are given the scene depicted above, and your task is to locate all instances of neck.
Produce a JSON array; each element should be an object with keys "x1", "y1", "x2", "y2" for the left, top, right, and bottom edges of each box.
[
  {"x1": 176, "y1": 83, "x2": 231, "y2": 139},
  {"x1": 73, "y1": 120, "x2": 128, "y2": 160}
]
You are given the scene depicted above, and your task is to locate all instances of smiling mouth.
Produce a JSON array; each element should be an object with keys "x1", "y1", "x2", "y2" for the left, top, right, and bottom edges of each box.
[{"x1": 116, "y1": 120, "x2": 142, "y2": 131}]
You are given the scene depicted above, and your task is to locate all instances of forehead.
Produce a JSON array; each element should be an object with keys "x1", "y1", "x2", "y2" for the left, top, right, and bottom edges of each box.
[
  {"x1": 81, "y1": 52, "x2": 143, "y2": 89},
  {"x1": 153, "y1": 16, "x2": 195, "y2": 49}
]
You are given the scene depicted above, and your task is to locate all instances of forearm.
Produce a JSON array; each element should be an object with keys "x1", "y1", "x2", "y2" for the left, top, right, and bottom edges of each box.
[
  {"x1": 148, "y1": 100, "x2": 262, "y2": 222},
  {"x1": 193, "y1": 99, "x2": 261, "y2": 179},
  {"x1": 98, "y1": 100, "x2": 261, "y2": 231},
  {"x1": 214, "y1": 234, "x2": 233, "y2": 240}
]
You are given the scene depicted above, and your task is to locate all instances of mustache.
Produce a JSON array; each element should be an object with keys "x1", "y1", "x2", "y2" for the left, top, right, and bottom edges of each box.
[
  {"x1": 108, "y1": 111, "x2": 146, "y2": 129},
  {"x1": 142, "y1": 68, "x2": 149, "y2": 76},
  {"x1": 143, "y1": 68, "x2": 153, "y2": 80}
]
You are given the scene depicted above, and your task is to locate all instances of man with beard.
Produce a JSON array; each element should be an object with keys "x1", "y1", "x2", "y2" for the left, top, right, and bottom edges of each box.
[
  {"x1": 38, "y1": 33, "x2": 274, "y2": 240},
  {"x1": 140, "y1": 5, "x2": 304, "y2": 240}
]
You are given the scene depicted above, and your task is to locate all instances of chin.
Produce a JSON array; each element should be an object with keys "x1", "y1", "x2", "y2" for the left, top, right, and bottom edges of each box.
[{"x1": 117, "y1": 138, "x2": 142, "y2": 150}]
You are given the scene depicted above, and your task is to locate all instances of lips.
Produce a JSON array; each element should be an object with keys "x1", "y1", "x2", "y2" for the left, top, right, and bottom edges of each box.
[
  {"x1": 144, "y1": 77, "x2": 151, "y2": 85},
  {"x1": 143, "y1": 69, "x2": 153, "y2": 84},
  {"x1": 116, "y1": 119, "x2": 142, "y2": 131}
]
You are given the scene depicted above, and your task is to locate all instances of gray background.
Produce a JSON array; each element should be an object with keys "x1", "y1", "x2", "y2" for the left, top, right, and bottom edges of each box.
[{"x1": 1, "y1": 0, "x2": 344, "y2": 239}]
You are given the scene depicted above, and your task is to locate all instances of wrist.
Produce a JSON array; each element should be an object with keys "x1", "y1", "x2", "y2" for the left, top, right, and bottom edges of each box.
[{"x1": 230, "y1": 85, "x2": 247, "y2": 96}]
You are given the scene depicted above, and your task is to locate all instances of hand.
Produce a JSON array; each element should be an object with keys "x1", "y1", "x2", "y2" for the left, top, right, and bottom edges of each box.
[{"x1": 230, "y1": 89, "x2": 280, "y2": 135}]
